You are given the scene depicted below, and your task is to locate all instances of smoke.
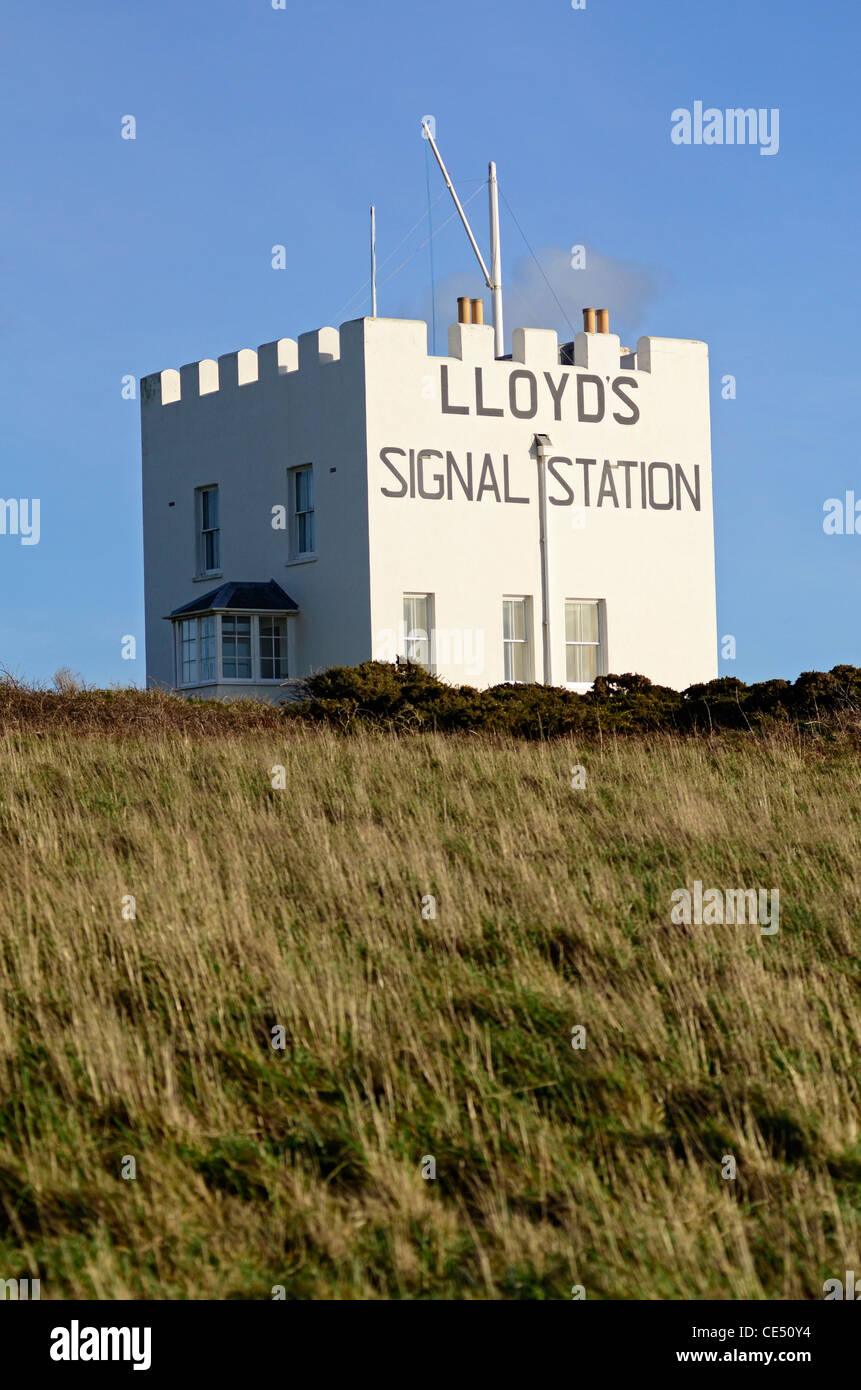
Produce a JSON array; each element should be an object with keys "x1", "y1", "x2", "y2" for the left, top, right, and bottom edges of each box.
[{"x1": 395, "y1": 244, "x2": 665, "y2": 350}]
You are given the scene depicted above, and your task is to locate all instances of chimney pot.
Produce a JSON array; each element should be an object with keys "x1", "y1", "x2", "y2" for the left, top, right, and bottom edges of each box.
[
  {"x1": 596, "y1": 308, "x2": 610, "y2": 334},
  {"x1": 470, "y1": 298, "x2": 484, "y2": 325},
  {"x1": 582, "y1": 307, "x2": 597, "y2": 333},
  {"x1": 457, "y1": 296, "x2": 472, "y2": 325}
]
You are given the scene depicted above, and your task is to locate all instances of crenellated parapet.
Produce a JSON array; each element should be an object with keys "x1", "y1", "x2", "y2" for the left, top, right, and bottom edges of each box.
[
  {"x1": 141, "y1": 337, "x2": 301, "y2": 406},
  {"x1": 444, "y1": 319, "x2": 706, "y2": 375},
  {"x1": 141, "y1": 336, "x2": 304, "y2": 407},
  {"x1": 140, "y1": 316, "x2": 708, "y2": 410}
]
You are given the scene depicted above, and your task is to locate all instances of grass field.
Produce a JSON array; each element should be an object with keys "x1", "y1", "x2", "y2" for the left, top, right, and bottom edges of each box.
[{"x1": 0, "y1": 718, "x2": 858, "y2": 1299}]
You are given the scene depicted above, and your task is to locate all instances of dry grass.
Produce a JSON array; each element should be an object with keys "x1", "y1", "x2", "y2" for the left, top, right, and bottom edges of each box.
[{"x1": 0, "y1": 722, "x2": 858, "y2": 1299}]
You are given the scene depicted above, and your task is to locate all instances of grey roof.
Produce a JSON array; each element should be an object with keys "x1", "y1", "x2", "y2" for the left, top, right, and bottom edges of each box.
[{"x1": 167, "y1": 580, "x2": 299, "y2": 619}]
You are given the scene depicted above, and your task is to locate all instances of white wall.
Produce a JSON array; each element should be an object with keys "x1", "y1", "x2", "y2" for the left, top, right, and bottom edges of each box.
[
  {"x1": 364, "y1": 317, "x2": 717, "y2": 690},
  {"x1": 140, "y1": 322, "x2": 372, "y2": 692}
]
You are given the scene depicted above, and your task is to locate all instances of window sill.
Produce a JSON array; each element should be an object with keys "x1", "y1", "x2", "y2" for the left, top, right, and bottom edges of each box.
[
  {"x1": 193, "y1": 571, "x2": 223, "y2": 583},
  {"x1": 285, "y1": 554, "x2": 317, "y2": 567},
  {"x1": 178, "y1": 678, "x2": 289, "y2": 689}
]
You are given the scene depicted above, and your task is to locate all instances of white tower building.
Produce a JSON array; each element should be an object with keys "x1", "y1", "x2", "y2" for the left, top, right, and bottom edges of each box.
[{"x1": 140, "y1": 306, "x2": 717, "y2": 699}]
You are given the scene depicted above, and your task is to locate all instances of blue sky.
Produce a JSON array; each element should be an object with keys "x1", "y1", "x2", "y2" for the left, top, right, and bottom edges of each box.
[{"x1": 1, "y1": 0, "x2": 858, "y2": 687}]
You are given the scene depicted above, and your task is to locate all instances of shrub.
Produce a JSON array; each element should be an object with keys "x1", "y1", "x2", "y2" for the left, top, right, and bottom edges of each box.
[
  {"x1": 290, "y1": 661, "x2": 861, "y2": 739},
  {"x1": 2, "y1": 661, "x2": 861, "y2": 740}
]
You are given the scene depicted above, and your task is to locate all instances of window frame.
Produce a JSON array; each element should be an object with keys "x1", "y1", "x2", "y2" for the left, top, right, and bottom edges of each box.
[
  {"x1": 288, "y1": 464, "x2": 316, "y2": 561},
  {"x1": 402, "y1": 592, "x2": 435, "y2": 671},
  {"x1": 199, "y1": 613, "x2": 217, "y2": 682},
  {"x1": 179, "y1": 618, "x2": 198, "y2": 685},
  {"x1": 502, "y1": 596, "x2": 533, "y2": 684},
  {"x1": 259, "y1": 614, "x2": 289, "y2": 681},
  {"x1": 564, "y1": 598, "x2": 605, "y2": 689},
  {"x1": 196, "y1": 485, "x2": 221, "y2": 577},
  {"x1": 220, "y1": 613, "x2": 253, "y2": 681}
]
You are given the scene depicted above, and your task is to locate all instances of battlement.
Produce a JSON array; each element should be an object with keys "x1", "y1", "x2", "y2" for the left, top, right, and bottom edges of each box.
[
  {"x1": 140, "y1": 316, "x2": 708, "y2": 408},
  {"x1": 141, "y1": 336, "x2": 299, "y2": 406}
]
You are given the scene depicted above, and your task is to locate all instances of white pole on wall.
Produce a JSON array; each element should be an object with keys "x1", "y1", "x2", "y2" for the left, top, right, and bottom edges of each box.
[
  {"x1": 370, "y1": 205, "x2": 377, "y2": 317},
  {"x1": 534, "y1": 434, "x2": 553, "y2": 685},
  {"x1": 488, "y1": 161, "x2": 504, "y2": 358}
]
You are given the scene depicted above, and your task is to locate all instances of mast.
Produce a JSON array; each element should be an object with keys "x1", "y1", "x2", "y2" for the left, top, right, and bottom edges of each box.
[
  {"x1": 488, "y1": 162, "x2": 504, "y2": 358},
  {"x1": 421, "y1": 121, "x2": 504, "y2": 356},
  {"x1": 370, "y1": 205, "x2": 377, "y2": 317}
]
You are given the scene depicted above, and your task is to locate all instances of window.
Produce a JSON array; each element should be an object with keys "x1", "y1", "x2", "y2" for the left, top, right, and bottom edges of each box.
[
  {"x1": 199, "y1": 615, "x2": 217, "y2": 682},
  {"x1": 180, "y1": 619, "x2": 197, "y2": 684},
  {"x1": 197, "y1": 486, "x2": 220, "y2": 574},
  {"x1": 259, "y1": 616, "x2": 287, "y2": 679},
  {"x1": 221, "y1": 615, "x2": 252, "y2": 679},
  {"x1": 565, "y1": 600, "x2": 603, "y2": 684},
  {"x1": 403, "y1": 593, "x2": 433, "y2": 669},
  {"x1": 289, "y1": 465, "x2": 315, "y2": 557},
  {"x1": 503, "y1": 597, "x2": 532, "y2": 683},
  {"x1": 174, "y1": 613, "x2": 291, "y2": 686}
]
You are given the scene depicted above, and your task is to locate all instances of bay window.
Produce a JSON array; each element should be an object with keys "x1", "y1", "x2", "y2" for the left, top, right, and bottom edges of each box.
[{"x1": 173, "y1": 613, "x2": 289, "y2": 686}]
